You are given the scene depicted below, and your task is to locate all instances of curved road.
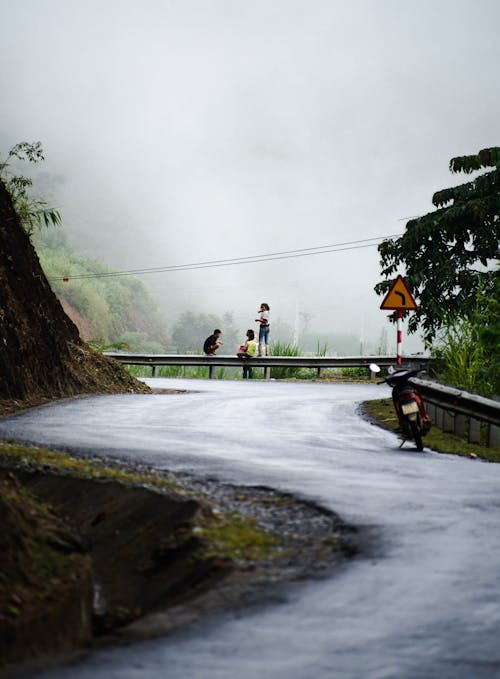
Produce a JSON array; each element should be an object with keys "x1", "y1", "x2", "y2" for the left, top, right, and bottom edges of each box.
[{"x1": 1, "y1": 378, "x2": 500, "y2": 679}]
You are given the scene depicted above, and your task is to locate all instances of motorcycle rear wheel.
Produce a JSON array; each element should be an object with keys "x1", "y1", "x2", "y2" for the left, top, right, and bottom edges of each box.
[{"x1": 410, "y1": 420, "x2": 424, "y2": 451}]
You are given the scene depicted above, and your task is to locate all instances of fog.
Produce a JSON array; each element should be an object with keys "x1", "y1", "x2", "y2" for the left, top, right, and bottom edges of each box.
[{"x1": 1, "y1": 0, "x2": 499, "y2": 353}]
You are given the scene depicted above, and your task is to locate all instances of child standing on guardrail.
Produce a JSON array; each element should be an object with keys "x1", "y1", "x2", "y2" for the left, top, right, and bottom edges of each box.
[
  {"x1": 237, "y1": 329, "x2": 257, "y2": 378},
  {"x1": 255, "y1": 303, "x2": 270, "y2": 356}
]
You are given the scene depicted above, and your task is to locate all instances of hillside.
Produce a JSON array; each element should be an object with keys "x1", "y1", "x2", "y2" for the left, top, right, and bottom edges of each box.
[
  {"x1": 33, "y1": 229, "x2": 170, "y2": 352},
  {"x1": 0, "y1": 177, "x2": 149, "y2": 406}
]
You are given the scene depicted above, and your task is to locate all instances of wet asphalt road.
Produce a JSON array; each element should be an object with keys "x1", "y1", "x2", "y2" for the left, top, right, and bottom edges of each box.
[{"x1": 2, "y1": 378, "x2": 500, "y2": 679}]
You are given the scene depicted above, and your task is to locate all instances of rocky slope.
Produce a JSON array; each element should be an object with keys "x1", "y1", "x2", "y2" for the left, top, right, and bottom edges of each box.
[{"x1": 0, "y1": 177, "x2": 148, "y2": 404}]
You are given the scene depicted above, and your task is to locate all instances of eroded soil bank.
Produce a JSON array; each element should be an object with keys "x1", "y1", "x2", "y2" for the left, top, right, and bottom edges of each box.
[{"x1": 0, "y1": 457, "x2": 359, "y2": 678}]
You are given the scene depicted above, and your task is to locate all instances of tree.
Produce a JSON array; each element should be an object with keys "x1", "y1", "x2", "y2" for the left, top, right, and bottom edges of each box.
[
  {"x1": 0, "y1": 141, "x2": 61, "y2": 235},
  {"x1": 375, "y1": 147, "x2": 499, "y2": 342}
]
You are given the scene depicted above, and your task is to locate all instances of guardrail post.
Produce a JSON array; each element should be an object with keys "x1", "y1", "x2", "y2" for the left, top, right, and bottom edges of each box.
[
  {"x1": 424, "y1": 401, "x2": 434, "y2": 423},
  {"x1": 454, "y1": 414, "x2": 466, "y2": 438},
  {"x1": 151, "y1": 366, "x2": 157, "y2": 377},
  {"x1": 434, "y1": 406, "x2": 444, "y2": 430},
  {"x1": 468, "y1": 418, "x2": 481, "y2": 444},
  {"x1": 264, "y1": 366, "x2": 270, "y2": 380},
  {"x1": 317, "y1": 367, "x2": 323, "y2": 379},
  {"x1": 488, "y1": 424, "x2": 499, "y2": 448},
  {"x1": 443, "y1": 410, "x2": 454, "y2": 433},
  {"x1": 208, "y1": 364, "x2": 215, "y2": 379}
]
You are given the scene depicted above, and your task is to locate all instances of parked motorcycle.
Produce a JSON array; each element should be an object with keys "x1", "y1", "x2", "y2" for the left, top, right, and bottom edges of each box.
[{"x1": 370, "y1": 363, "x2": 432, "y2": 451}]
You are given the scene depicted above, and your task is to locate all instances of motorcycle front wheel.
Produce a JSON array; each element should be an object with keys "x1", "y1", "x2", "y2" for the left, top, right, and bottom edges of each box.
[{"x1": 410, "y1": 420, "x2": 424, "y2": 451}]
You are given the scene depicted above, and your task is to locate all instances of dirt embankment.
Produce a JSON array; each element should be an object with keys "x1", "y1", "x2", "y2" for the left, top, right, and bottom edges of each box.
[
  {"x1": 0, "y1": 176, "x2": 149, "y2": 406},
  {"x1": 0, "y1": 458, "x2": 359, "y2": 678}
]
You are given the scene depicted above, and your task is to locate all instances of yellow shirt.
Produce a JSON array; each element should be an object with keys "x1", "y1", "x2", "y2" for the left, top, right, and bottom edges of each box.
[{"x1": 246, "y1": 340, "x2": 257, "y2": 357}]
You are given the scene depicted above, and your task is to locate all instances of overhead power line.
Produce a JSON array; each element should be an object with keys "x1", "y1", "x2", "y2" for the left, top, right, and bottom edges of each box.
[{"x1": 49, "y1": 233, "x2": 402, "y2": 282}]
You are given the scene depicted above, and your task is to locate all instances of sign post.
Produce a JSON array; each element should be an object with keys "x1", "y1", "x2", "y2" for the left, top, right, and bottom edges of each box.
[
  {"x1": 396, "y1": 309, "x2": 403, "y2": 365},
  {"x1": 379, "y1": 275, "x2": 418, "y2": 366}
]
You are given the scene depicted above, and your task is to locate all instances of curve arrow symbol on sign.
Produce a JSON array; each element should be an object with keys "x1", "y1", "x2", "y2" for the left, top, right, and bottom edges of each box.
[{"x1": 379, "y1": 275, "x2": 418, "y2": 310}]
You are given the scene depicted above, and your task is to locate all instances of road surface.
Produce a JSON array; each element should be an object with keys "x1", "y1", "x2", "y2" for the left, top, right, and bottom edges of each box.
[{"x1": 1, "y1": 378, "x2": 499, "y2": 679}]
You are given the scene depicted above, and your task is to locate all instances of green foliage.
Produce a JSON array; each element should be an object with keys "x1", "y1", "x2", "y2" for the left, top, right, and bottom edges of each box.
[
  {"x1": 0, "y1": 441, "x2": 178, "y2": 489},
  {"x1": 87, "y1": 339, "x2": 130, "y2": 352},
  {"x1": 478, "y1": 272, "x2": 500, "y2": 395},
  {"x1": 33, "y1": 230, "x2": 170, "y2": 350},
  {"x1": 197, "y1": 514, "x2": 276, "y2": 561},
  {"x1": 362, "y1": 399, "x2": 500, "y2": 462},
  {"x1": 270, "y1": 342, "x2": 301, "y2": 379},
  {"x1": 0, "y1": 142, "x2": 62, "y2": 235},
  {"x1": 316, "y1": 341, "x2": 328, "y2": 357},
  {"x1": 338, "y1": 367, "x2": 367, "y2": 378},
  {"x1": 431, "y1": 319, "x2": 487, "y2": 394},
  {"x1": 132, "y1": 364, "x2": 231, "y2": 380},
  {"x1": 431, "y1": 276, "x2": 499, "y2": 397},
  {"x1": 375, "y1": 147, "x2": 499, "y2": 342}
]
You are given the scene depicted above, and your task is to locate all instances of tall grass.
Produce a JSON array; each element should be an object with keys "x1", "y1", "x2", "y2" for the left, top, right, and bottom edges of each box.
[
  {"x1": 316, "y1": 341, "x2": 328, "y2": 357},
  {"x1": 431, "y1": 319, "x2": 493, "y2": 396},
  {"x1": 269, "y1": 342, "x2": 301, "y2": 379}
]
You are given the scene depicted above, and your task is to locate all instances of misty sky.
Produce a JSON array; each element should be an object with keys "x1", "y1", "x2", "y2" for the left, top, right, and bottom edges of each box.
[{"x1": 1, "y1": 0, "x2": 499, "y2": 352}]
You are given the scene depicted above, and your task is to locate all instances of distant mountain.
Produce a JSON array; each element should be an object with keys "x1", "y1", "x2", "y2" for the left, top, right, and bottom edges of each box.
[{"x1": 33, "y1": 229, "x2": 171, "y2": 352}]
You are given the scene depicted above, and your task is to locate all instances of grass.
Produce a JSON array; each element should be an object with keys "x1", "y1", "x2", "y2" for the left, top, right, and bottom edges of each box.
[
  {"x1": 196, "y1": 514, "x2": 277, "y2": 562},
  {"x1": 125, "y1": 364, "x2": 212, "y2": 379},
  {"x1": 266, "y1": 341, "x2": 301, "y2": 380},
  {"x1": 0, "y1": 441, "x2": 179, "y2": 490},
  {"x1": 362, "y1": 398, "x2": 500, "y2": 462},
  {"x1": 431, "y1": 318, "x2": 494, "y2": 397}
]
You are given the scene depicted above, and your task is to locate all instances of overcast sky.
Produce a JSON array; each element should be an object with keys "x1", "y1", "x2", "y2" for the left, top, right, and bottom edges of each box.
[{"x1": 1, "y1": 0, "x2": 499, "y2": 351}]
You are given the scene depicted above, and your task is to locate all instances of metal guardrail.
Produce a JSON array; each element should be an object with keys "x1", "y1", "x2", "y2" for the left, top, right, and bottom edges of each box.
[
  {"x1": 411, "y1": 377, "x2": 500, "y2": 448},
  {"x1": 104, "y1": 352, "x2": 430, "y2": 379},
  {"x1": 104, "y1": 352, "x2": 498, "y2": 447}
]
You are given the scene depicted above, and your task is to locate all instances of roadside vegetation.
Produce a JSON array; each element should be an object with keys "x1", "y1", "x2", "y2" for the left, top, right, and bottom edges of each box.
[
  {"x1": 34, "y1": 228, "x2": 171, "y2": 352},
  {"x1": 362, "y1": 398, "x2": 500, "y2": 463},
  {"x1": 376, "y1": 146, "x2": 499, "y2": 400},
  {"x1": 0, "y1": 141, "x2": 61, "y2": 234},
  {"x1": 429, "y1": 280, "x2": 499, "y2": 398},
  {"x1": 0, "y1": 441, "x2": 178, "y2": 490}
]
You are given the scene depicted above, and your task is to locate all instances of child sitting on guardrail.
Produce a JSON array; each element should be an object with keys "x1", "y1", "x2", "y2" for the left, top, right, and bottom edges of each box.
[{"x1": 237, "y1": 329, "x2": 257, "y2": 378}]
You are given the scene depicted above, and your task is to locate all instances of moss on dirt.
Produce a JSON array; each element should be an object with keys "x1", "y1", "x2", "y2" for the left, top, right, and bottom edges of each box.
[
  {"x1": 196, "y1": 514, "x2": 277, "y2": 562},
  {"x1": 0, "y1": 472, "x2": 93, "y2": 670},
  {"x1": 0, "y1": 441, "x2": 178, "y2": 490},
  {"x1": 361, "y1": 398, "x2": 500, "y2": 462}
]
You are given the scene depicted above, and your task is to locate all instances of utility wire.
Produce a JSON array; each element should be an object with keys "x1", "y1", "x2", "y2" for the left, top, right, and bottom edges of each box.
[{"x1": 49, "y1": 233, "x2": 402, "y2": 282}]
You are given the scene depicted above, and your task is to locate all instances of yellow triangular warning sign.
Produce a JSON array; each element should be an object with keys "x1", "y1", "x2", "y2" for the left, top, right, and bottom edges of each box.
[{"x1": 380, "y1": 275, "x2": 418, "y2": 310}]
